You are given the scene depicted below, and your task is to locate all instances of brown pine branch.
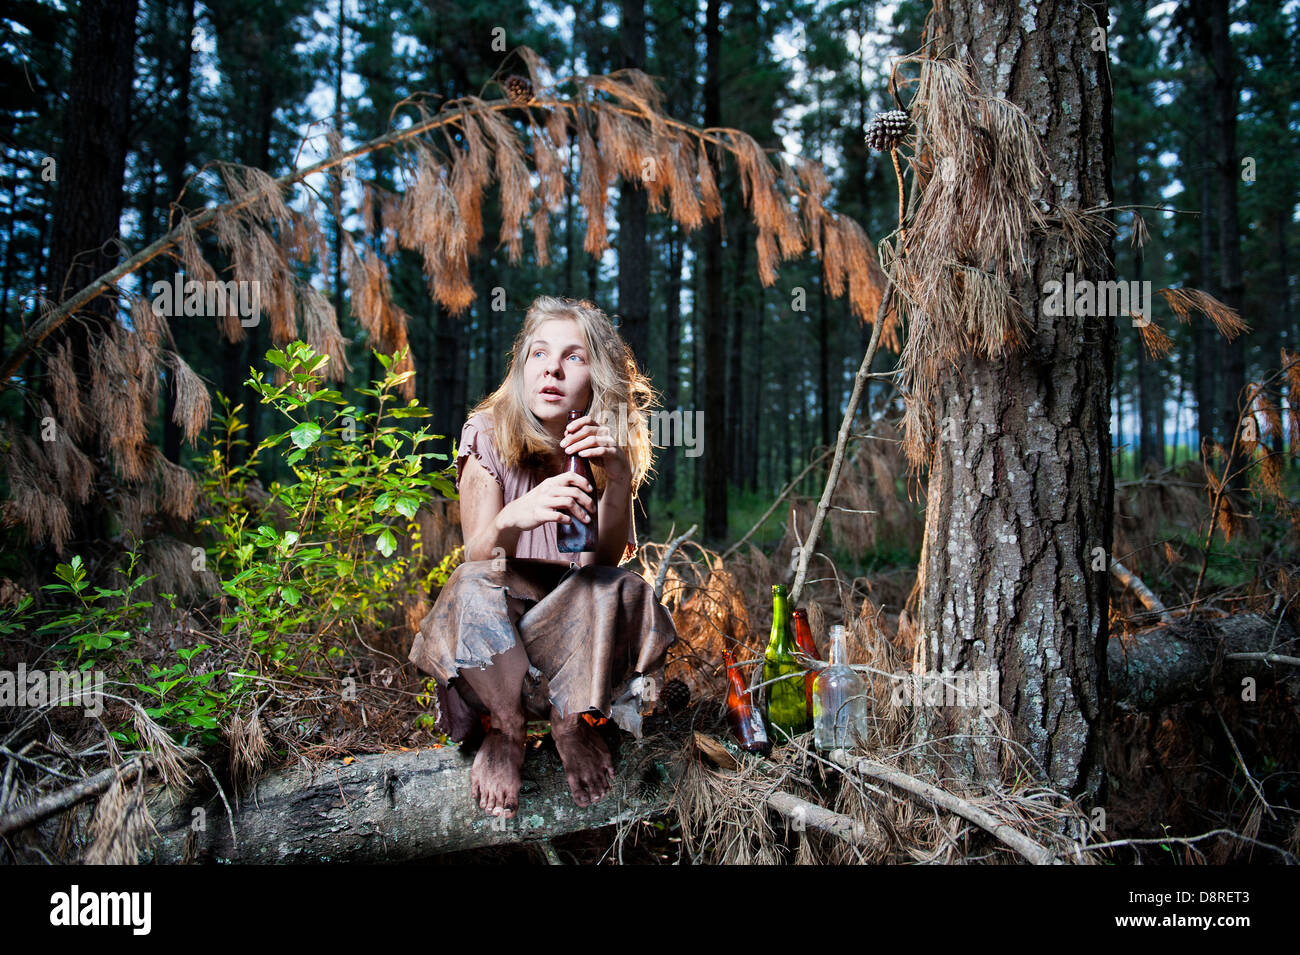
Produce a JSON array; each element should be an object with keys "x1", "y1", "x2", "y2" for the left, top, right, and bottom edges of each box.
[{"x1": 3, "y1": 76, "x2": 882, "y2": 389}]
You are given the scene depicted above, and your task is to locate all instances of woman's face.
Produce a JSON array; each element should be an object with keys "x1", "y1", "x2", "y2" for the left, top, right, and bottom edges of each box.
[{"x1": 522, "y1": 317, "x2": 593, "y2": 436}]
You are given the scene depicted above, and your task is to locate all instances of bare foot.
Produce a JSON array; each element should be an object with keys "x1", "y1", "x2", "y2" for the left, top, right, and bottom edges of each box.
[
  {"x1": 549, "y1": 708, "x2": 615, "y2": 808},
  {"x1": 470, "y1": 725, "x2": 526, "y2": 817}
]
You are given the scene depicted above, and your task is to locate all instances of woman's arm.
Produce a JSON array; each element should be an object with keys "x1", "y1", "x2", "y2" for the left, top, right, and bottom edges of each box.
[
  {"x1": 460, "y1": 451, "x2": 597, "y2": 562},
  {"x1": 580, "y1": 475, "x2": 633, "y2": 567},
  {"x1": 459, "y1": 454, "x2": 522, "y2": 562}
]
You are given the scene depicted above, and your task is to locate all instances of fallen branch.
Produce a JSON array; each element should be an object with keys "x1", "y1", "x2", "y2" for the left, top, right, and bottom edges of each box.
[
  {"x1": 692, "y1": 732, "x2": 877, "y2": 847},
  {"x1": 0, "y1": 758, "x2": 145, "y2": 838},
  {"x1": 828, "y1": 751, "x2": 1060, "y2": 865},
  {"x1": 1109, "y1": 559, "x2": 1173, "y2": 624},
  {"x1": 653, "y1": 524, "x2": 697, "y2": 602},
  {"x1": 1224, "y1": 651, "x2": 1300, "y2": 667},
  {"x1": 791, "y1": 286, "x2": 893, "y2": 605},
  {"x1": 1076, "y1": 828, "x2": 1297, "y2": 864}
]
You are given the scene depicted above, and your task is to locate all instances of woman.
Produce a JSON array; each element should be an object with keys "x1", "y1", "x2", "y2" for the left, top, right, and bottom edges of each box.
[{"x1": 409, "y1": 296, "x2": 678, "y2": 819}]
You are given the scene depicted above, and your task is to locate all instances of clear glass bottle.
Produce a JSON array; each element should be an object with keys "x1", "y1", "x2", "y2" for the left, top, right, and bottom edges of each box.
[{"x1": 812, "y1": 625, "x2": 867, "y2": 751}]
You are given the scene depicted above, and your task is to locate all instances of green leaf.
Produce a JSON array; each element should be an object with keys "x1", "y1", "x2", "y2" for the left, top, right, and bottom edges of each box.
[
  {"x1": 376, "y1": 529, "x2": 397, "y2": 558},
  {"x1": 394, "y1": 497, "x2": 418, "y2": 520},
  {"x1": 291, "y1": 421, "x2": 322, "y2": 450},
  {"x1": 280, "y1": 585, "x2": 301, "y2": 606}
]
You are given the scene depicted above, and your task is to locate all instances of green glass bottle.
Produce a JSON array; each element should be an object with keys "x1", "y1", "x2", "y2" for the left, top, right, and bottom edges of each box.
[{"x1": 763, "y1": 584, "x2": 810, "y2": 740}]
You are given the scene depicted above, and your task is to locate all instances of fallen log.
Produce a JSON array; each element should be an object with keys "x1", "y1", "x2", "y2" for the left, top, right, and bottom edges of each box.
[
  {"x1": 1108, "y1": 612, "x2": 1300, "y2": 710},
  {"x1": 146, "y1": 727, "x2": 680, "y2": 864}
]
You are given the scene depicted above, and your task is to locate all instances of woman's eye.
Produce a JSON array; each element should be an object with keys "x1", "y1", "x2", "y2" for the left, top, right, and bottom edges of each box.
[{"x1": 567, "y1": 353, "x2": 584, "y2": 362}]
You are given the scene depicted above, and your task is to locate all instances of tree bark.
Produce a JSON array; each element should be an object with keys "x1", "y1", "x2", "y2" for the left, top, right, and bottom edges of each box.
[{"x1": 916, "y1": 0, "x2": 1114, "y2": 798}]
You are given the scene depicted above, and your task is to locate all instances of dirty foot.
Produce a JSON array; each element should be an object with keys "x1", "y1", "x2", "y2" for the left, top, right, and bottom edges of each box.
[
  {"x1": 549, "y1": 708, "x2": 615, "y2": 808},
  {"x1": 469, "y1": 723, "x2": 526, "y2": 818}
]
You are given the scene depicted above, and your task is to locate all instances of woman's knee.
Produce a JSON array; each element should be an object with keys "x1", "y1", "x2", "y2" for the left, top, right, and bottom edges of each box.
[{"x1": 444, "y1": 558, "x2": 506, "y2": 588}]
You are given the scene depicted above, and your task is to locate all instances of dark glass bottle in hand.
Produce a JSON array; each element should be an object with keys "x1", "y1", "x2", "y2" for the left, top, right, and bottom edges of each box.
[{"x1": 557, "y1": 409, "x2": 598, "y2": 552}]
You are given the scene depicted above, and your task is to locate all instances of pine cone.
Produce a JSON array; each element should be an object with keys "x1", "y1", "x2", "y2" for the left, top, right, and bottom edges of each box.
[
  {"x1": 661, "y1": 678, "x2": 690, "y2": 713},
  {"x1": 865, "y1": 109, "x2": 910, "y2": 152},
  {"x1": 504, "y1": 74, "x2": 534, "y2": 105}
]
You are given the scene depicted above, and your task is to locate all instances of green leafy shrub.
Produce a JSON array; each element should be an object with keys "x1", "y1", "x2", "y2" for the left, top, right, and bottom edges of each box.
[
  {"x1": 1, "y1": 342, "x2": 459, "y2": 748},
  {"x1": 199, "y1": 341, "x2": 454, "y2": 670}
]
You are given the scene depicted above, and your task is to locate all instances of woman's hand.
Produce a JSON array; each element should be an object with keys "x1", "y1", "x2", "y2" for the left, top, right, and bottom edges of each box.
[
  {"x1": 498, "y1": 471, "x2": 596, "y2": 534},
  {"x1": 559, "y1": 413, "x2": 632, "y2": 489}
]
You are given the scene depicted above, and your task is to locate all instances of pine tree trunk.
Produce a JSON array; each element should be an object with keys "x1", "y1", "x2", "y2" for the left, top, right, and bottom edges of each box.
[
  {"x1": 1203, "y1": 0, "x2": 1246, "y2": 485},
  {"x1": 727, "y1": 217, "x2": 747, "y2": 484},
  {"x1": 916, "y1": 0, "x2": 1114, "y2": 799},
  {"x1": 40, "y1": 0, "x2": 138, "y2": 540},
  {"x1": 1194, "y1": 104, "x2": 1218, "y2": 453},
  {"x1": 748, "y1": 284, "x2": 763, "y2": 491},
  {"x1": 701, "y1": 0, "x2": 727, "y2": 542},
  {"x1": 163, "y1": 0, "x2": 197, "y2": 465},
  {"x1": 663, "y1": 223, "x2": 682, "y2": 503}
]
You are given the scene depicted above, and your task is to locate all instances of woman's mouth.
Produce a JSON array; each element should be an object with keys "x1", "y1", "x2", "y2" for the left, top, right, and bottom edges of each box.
[{"x1": 538, "y1": 386, "x2": 564, "y2": 402}]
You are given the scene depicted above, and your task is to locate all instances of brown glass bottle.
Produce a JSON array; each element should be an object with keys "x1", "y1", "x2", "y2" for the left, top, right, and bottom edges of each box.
[
  {"x1": 723, "y1": 648, "x2": 770, "y2": 756},
  {"x1": 556, "y1": 409, "x2": 598, "y2": 552},
  {"x1": 792, "y1": 608, "x2": 817, "y2": 722}
]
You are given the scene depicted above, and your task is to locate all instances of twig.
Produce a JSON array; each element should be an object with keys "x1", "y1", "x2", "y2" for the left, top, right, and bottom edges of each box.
[
  {"x1": 653, "y1": 524, "x2": 697, "y2": 602},
  {"x1": 0, "y1": 745, "x2": 80, "y2": 782},
  {"x1": 1109, "y1": 559, "x2": 1173, "y2": 624},
  {"x1": 0, "y1": 758, "x2": 145, "y2": 838},
  {"x1": 1223, "y1": 651, "x2": 1300, "y2": 667},
  {"x1": 1077, "y1": 828, "x2": 1296, "y2": 863},
  {"x1": 1214, "y1": 709, "x2": 1277, "y2": 821},
  {"x1": 791, "y1": 285, "x2": 894, "y2": 605},
  {"x1": 722, "y1": 448, "x2": 834, "y2": 560},
  {"x1": 196, "y1": 756, "x2": 239, "y2": 852},
  {"x1": 828, "y1": 751, "x2": 1060, "y2": 865}
]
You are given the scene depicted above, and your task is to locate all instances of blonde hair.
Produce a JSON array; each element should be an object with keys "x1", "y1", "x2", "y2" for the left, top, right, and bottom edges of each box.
[{"x1": 469, "y1": 296, "x2": 657, "y2": 496}]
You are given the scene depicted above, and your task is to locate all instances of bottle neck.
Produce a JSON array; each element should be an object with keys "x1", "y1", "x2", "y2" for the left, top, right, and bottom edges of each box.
[
  {"x1": 769, "y1": 590, "x2": 792, "y2": 651},
  {"x1": 829, "y1": 627, "x2": 851, "y2": 666}
]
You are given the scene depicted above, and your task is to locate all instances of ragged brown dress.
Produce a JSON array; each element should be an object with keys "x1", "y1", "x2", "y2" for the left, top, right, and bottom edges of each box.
[{"x1": 408, "y1": 412, "x2": 678, "y2": 742}]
